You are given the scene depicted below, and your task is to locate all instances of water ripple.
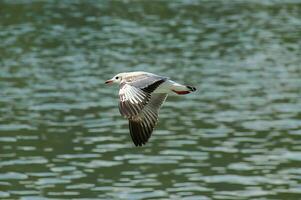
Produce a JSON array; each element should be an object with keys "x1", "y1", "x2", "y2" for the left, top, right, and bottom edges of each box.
[{"x1": 0, "y1": 0, "x2": 301, "y2": 199}]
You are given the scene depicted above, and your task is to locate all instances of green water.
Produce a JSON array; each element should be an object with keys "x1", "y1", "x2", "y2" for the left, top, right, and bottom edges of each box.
[{"x1": 1, "y1": 0, "x2": 301, "y2": 199}]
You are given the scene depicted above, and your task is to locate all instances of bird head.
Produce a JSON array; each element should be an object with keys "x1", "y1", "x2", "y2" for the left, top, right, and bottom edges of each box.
[{"x1": 105, "y1": 73, "x2": 124, "y2": 85}]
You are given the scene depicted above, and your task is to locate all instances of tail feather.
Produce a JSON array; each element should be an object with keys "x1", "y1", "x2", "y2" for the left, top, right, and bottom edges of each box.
[
  {"x1": 171, "y1": 84, "x2": 196, "y2": 95},
  {"x1": 172, "y1": 90, "x2": 190, "y2": 95},
  {"x1": 186, "y1": 85, "x2": 196, "y2": 92}
]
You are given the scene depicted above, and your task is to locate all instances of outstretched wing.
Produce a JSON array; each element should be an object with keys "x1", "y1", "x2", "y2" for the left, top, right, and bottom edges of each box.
[
  {"x1": 126, "y1": 74, "x2": 167, "y2": 93},
  {"x1": 118, "y1": 74, "x2": 167, "y2": 118},
  {"x1": 128, "y1": 93, "x2": 168, "y2": 146},
  {"x1": 119, "y1": 83, "x2": 151, "y2": 117}
]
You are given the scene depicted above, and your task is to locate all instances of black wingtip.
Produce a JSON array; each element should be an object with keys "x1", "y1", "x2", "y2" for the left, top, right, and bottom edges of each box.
[
  {"x1": 128, "y1": 120, "x2": 152, "y2": 147},
  {"x1": 141, "y1": 79, "x2": 166, "y2": 93}
]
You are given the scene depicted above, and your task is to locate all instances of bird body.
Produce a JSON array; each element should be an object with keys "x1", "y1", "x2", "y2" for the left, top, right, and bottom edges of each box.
[{"x1": 105, "y1": 71, "x2": 196, "y2": 146}]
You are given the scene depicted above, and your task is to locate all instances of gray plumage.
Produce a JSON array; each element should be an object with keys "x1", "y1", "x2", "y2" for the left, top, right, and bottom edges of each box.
[
  {"x1": 118, "y1": 74, "x2": 167, "y2": 146},
  {"x1": 124, "y1": 73, "x2": 167, "y2": 92}
]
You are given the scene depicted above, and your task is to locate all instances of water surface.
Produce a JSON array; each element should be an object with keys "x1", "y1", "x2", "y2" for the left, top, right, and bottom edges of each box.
[{"x1": 1, "y1": 0, "x2": 301, "y2": 199}]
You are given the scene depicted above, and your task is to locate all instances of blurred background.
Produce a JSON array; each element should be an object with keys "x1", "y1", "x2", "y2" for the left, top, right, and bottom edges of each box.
[{"x1": 1, "y1": 0, "x2": 301, "y2": 199}]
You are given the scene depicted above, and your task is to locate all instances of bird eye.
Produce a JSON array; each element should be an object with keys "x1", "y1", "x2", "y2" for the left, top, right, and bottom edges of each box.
[{"x1": 115, "y1": 76, "x2": 119, "y2": 79}]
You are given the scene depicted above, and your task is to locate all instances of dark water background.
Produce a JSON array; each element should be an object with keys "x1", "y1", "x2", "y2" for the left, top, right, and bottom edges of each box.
[{"x1": 1, "y1": 0, "x2": 301, "y2": 199}]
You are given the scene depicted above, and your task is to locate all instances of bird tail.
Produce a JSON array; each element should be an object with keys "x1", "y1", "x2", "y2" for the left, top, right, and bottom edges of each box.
[
  {"x1": 171, "y1": 84, "x2": 196, "y2": 95},
  {"x1": 186, "y1": 85, "x2": 196, "y2": 92}
]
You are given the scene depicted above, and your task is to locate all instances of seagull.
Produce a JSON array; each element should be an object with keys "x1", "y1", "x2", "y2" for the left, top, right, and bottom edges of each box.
[{"x1": 105, "y1": 71, "x2": 196, "y2": 146}]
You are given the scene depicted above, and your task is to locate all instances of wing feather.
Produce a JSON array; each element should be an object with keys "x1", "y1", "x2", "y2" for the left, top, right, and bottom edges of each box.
[
  {"x1": 117, "y1": 74, "x2": 168, "y2": 146},
  {"x1": 119, "y1": 83, "x2": 150, "y2": 117},
  {"x1": 126, "y1": 74, "x2": 167, "y2": 90},
  {"x1": 128, "y1": 93, "x2": 168, "y2": 146},
  {"x1": 118, "y1": 76, "x2": 166, "y2": 118}
]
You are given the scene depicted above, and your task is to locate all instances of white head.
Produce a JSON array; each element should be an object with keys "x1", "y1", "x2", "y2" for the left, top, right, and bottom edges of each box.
[{"x1": 105, "y1": 73, "x2": 125, "y2": 85}]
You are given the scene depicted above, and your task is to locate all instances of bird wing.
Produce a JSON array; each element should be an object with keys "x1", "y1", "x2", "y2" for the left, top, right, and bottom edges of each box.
[
  {"x1": 118, "y1": 74, "x2": 167, "y2": 118},
  {"x1": 128, "y1": 93, "x2": 168, "y2": 146},
  {"x1": 126, "y1": 73, "x2": 167, "y2": 93},
  {"x1": 119, "y1": 83, "x2": 151, "y2": 117}
]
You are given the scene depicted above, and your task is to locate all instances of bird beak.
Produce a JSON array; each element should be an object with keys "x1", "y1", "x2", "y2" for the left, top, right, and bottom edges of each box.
[{"x1": 105, "y1": 79, "x2": 113, "y2": 84}]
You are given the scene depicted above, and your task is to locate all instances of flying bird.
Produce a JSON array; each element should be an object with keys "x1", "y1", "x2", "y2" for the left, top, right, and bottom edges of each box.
[{"x1": 105, "y1": 71, "x2": 196, "y2": 146}]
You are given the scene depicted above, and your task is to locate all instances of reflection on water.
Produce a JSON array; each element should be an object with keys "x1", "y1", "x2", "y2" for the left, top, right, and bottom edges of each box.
[{"x1": 1, "y1": 0, "x2": 301, "y2": 199}]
